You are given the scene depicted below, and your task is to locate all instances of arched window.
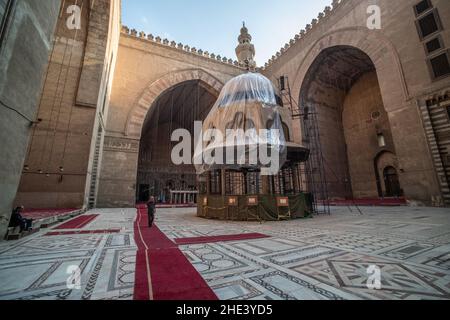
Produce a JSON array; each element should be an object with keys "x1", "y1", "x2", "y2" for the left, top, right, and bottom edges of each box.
[
  {"x1": 282, "y1": 122, "x2": 290, "y2": 142},
  {"x1": 266, "y1": 120, "x2": 290, "y2": 141},
  {"x1": 245, "y1": 118, "x2": 255, "y2": 131},
  {"x1": 226, "y1": 112, "x2": 244, "y2": 130}
]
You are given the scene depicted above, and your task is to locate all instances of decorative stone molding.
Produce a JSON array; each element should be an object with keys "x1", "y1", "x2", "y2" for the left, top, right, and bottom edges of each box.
[
  {"x1": 424, "y1": 89, "x2": 450, "y2": 105},
  {"x1": 292, "y1": 27, "x2": 409, "y2": 111},
  {"x1": 121, "y1": 26, "x2": 243, "y2": 69},
  {"x1": 418, "y1": 92, "x2": 450, "y2": 205},
  {"x1": 104, "y1": 136, "x2": 140, "y2": 153},
  {"x1": 125, "y1": 69, "x2": 225, "y2": 138},
  {"x1": 122, "y1": 1, "x2": 350, "y2": 71}
]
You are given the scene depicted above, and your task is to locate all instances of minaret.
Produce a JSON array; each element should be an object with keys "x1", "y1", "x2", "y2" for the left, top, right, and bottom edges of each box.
[{"x1": 235, "y1": 22, "x2": 256, "y2": 70}]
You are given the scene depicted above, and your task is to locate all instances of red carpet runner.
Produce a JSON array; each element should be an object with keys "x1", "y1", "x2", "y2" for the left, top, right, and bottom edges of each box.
[
  {"x1": 54, "y1": 214, "x2": 99, "y2": 230},
  {"x1": 133, "y1": 206, "x2": 218, "y2": 300},
  {"x1": 22, "y1": 208, "x2": 78, "y2": 220},
  {"x1": 175, "y1": 233, "x2": 270, "y2": 246},
  {"x1": 45, "y1": 229, "x2": 120, "y2": 236},
  {"x1": 324, "y1": 198, "x2": 407, "y2": 207}
]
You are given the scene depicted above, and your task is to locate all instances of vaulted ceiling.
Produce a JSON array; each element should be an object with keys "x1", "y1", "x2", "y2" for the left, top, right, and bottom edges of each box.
[
  {"x1": 300, "y1": 46, "x2": 376, "y2": 102},
  {"x1": 142, "y1": 80, "x2": 218, "y2": 134}
]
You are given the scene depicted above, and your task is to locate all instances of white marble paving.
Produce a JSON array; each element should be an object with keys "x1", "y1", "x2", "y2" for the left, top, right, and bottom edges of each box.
[
  {"x1": 0, "y1": 205, "x2": 449, "y2": 300},
  {"x1": 0, "y1": 209, "x2": 136, "y2": 300},
  {"x1": 161, "y1": 206, "x2": 450, "y2": 300}
]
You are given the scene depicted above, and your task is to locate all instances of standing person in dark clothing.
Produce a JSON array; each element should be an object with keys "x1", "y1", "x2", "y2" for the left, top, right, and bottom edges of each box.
[
  {"x1": 147, "y1": 196, "x2": 156, "y2": 227},
  {"x1": 9, "y1": 206, "x2": 33, "y2": 232}
]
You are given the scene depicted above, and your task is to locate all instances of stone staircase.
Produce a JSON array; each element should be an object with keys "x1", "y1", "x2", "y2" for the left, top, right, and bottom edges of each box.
[{"x1": 88, "y1": 127, "x2": 103, "y2": 209}]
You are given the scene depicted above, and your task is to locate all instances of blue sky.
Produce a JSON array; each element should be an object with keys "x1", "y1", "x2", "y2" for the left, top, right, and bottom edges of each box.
[{"x1": 122, "y1": 0, "x2": 331, "y2": 66}]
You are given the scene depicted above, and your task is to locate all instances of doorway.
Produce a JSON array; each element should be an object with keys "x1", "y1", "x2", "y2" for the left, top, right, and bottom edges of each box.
[
  {"x1": 383, "y1": 166, "x2": 402, "y2": 197},
  {"x1": 136, "y1": 80, "x2": 218, "y2": 204}
]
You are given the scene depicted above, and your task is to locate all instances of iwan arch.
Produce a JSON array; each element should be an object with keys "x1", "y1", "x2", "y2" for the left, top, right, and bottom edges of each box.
[
  {"x1": 95, "y1": 35, "x2": 242, "y2": 207},
  {"x1": 9, "y1": 0, "x2": 449, "y2": 223},
  {"x1": 92, "y1": 0, "x2": 450, "y2": 208}
]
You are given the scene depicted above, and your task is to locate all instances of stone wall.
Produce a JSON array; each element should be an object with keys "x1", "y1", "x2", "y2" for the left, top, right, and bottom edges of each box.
[
  {"x1": 0, "y1": 0, "x2": 60, "y2": 239},
  {"x1": 262, "y1": 0, "x2": 450, "y2": 205},
  {"x1": 300, "y1": 68, "x2": 350, "y2": 199},
  {"x1": 82, "y1": 0, "x2": 122, "y2": 209},
  {"x1": 96, "y1": 32, "x2": 244, "y2": 207},
  {"x1": 15, "y1": 0, "x2": 121, "y2": 210},
  {"x1": 343, "y1": 72, "x2": 397, "y2": 198},
  {"x1": 6, "y1": 0, "x2": 442, "y2": 210}
]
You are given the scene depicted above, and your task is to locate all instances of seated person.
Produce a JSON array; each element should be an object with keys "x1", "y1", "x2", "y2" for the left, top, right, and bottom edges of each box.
[{"x1": 9, "y1": 206, "x2": 33, "y2": 232}]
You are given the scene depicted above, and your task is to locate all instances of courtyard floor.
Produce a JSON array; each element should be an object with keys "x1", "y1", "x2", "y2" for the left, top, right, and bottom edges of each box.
[{"x1": 0, "y1": 206, "x2": 449, "y2": 300}]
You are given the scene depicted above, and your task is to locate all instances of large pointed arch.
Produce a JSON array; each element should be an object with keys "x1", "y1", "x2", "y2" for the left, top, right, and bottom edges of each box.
[
  {"x1": 125, "y1": 69, "x2": 224, "y2": 138},
  {"x1": 292, "y1": 27, "x2": 409, "y2": 113},
  {"x1": 293, "y1": 27, "x2": 408, "y2": 200}
]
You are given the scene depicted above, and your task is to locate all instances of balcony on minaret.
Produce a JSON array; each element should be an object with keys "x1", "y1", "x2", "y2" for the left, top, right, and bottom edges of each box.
[{"x1": 236, "y1": 22, "x2": 256, "y2": 69}]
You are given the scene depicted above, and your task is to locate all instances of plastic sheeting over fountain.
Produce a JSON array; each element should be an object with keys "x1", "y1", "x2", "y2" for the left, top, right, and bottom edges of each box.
[
  {"x1": 193, "y1": 72, "x2": 312, "y2": 222},
  {"x1": 193, "y1": 72, "x2": 308, "y2": 175}
]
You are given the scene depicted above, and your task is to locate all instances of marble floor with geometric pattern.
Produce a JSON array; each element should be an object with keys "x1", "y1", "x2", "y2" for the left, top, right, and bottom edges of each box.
[
  {"x1": 0, "y1": 206, "x2": 449, "y2": 300},
  {"x1": 0, "y1": 209, "x2": 137, "y2": 300}
]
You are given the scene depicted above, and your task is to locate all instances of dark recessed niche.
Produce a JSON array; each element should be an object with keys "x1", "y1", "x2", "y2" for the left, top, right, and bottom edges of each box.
[
  {"x1": 371, "y1": 111, "x2": 381, "y2": 121},
  {"x1": 417, "y1": 11, "x2": 441, "y2": 39},
  {"x1": 429, "y1": 52, "x2": 450, "y2": 79},
  {"x1": 414, "y1": 0, "x2": 432, "y2": 16},
  {"x1": 425, "y1": 37, "x2": 442, "y2": 54}
]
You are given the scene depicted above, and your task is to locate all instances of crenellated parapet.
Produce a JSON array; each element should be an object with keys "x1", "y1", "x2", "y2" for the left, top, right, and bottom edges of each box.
[
  {"x1": 262, "y1": 0, "x2": 345, "y2": 70},
  {"x1": 121, "y1": 26, "x2": 245, "y2": 69},
  {"x1": 121, "y1": 0, "x2": 348, "y2": 71}
]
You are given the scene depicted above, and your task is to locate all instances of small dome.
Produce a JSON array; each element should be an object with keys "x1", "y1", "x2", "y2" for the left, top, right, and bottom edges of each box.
[
  {"x1": 216, "y1": 72, "x2": 279, "y2": 108},
  {"x1": 240, "y1": 22, "x2": 249, "y2": 36}
]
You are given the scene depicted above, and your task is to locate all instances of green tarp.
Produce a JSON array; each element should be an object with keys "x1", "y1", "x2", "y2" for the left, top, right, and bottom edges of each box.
[{"x1": 198, "y1": 193, "x2": 313, "y2": 221}]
